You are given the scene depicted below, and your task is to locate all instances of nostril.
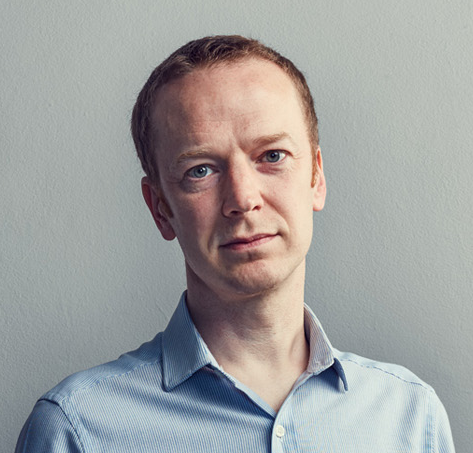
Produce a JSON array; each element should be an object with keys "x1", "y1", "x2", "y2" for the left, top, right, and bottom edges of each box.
[{"x1": 222, "y1": 193, "x2": 263, "y2": 217}]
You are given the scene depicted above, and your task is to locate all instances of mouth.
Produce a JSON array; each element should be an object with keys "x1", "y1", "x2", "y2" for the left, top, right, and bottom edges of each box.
[{"x1": 220, "y1": 234, "x2": 277, "y2": 251}]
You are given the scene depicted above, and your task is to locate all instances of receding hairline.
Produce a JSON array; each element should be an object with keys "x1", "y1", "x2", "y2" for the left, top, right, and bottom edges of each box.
[
  {"x1": 149, "y1": 57, "x2": 313, "y2": 164},
  {"x1": 131, "y1": 35, "x2": 319, "y2": 183}
]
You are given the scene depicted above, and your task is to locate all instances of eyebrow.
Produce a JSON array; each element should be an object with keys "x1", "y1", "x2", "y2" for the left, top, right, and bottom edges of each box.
[
  {"x1": 252, "y1": 132, "x2": 295, "y2": 148},
  {"x1": 173, "y1": 132, "x2": 297, "y2": 167},
  {"x1": 175, "y1": 149, "x2": 213, "y2": 166}
]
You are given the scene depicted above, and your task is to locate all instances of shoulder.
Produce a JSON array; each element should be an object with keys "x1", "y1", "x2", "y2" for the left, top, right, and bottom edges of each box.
[
  {"x1": 16, "y1": 333, "x2": 165, "y2": 452},
  {"x1": 16, "y1": 399, "x2": 84, "y2": 453},
  {"x1": 42, "y1": 332, "x2": 164, "y2": 406},
  {"x1": 333, "y1": 350, "x2": 455, "y2": 450},
  {"x1": 334, "y1": 349, "x2": 435, "y2": 393}
]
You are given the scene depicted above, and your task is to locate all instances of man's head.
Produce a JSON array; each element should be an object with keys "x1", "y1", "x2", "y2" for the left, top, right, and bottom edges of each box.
[
  {"x1": 134, "y1": 38, "x2": 326, "y2": 300},
  {"x1": 131, "y1": 35, "x2": 319, "y2": 184}
]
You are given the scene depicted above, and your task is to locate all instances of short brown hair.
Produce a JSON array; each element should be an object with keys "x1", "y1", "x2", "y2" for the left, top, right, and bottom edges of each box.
[{"x1": 131, "y1": 35, "x2": 319, "y2": 182}]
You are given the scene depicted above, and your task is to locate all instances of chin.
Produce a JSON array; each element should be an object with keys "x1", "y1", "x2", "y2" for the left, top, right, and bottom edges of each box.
[
  {"x1": 186, "y1": 254, "x2": 305, "y2": 300},
  {"x1": 217, "y1": 261, "x2": 298, "y2": 297}
]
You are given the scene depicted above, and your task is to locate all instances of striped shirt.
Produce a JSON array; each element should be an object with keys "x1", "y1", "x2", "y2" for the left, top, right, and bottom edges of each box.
[{"x1": 16, "y1": 292, "x2": 455, "y2": 452}]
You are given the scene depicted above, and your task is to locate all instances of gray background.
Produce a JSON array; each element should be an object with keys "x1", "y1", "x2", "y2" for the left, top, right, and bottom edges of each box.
[{"x1": 1, "y1": 1, "x2": 471, "y2": 452}]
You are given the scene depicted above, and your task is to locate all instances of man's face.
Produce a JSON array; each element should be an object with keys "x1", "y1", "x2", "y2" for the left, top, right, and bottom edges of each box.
[{"x1": 143, "y1": 59, "x2": 326, "y2": 300}]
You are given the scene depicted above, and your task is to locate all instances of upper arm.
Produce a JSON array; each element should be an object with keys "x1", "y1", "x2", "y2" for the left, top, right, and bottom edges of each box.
[
  {"x1": 16, "y1": 399, "x2": 84, "y2": 453},
  {"x1": 432, "y1": 393, "x2": 455, "y2": 453}
]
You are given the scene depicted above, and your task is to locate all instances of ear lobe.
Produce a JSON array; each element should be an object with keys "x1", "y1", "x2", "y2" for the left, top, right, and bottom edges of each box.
[
  {"x1": 141, "y1": 177, "x2": 176, "y2": 241},
  {"x1": 312, "y1": 148, "x2": 326, "y2": 212}
]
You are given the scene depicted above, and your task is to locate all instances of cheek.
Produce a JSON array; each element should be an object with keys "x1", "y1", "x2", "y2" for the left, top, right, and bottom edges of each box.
[
  {"x1": 274, "y1": 176, "x2": 314, "y2": 207},
  {"x1": 277, "y1": 183, "x2": 315, "y2": 229},
  {"x1": 171, "y1": 196, "x2": 219, "y2": 240}
]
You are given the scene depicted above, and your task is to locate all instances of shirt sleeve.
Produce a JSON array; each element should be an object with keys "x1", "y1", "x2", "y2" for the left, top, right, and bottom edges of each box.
[
  {"x1": 15, "y1": 399, "x2": 84, "y2": 453},
  {"x1": 432, "y1": 393, "x2": 455, "y2": 453}
]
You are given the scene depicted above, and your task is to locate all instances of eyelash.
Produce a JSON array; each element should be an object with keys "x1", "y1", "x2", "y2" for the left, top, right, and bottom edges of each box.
[
  {"x1": 260, "y1": 150, "x2": 287, "y2": 163},
  {"x1": 184, "y1": 150, "x2": 288, "y2": 180},
  {"x1": 186, "y1": 165, "x2": 214, "y2": 179}
]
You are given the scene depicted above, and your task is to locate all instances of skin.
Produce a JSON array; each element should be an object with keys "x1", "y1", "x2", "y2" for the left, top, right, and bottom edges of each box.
[{"x1": 142, "y1": 59, "x2": 326, "y2": 411}]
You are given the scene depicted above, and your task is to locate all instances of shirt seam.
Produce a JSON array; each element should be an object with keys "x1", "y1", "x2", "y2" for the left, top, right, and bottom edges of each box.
[
  {"x1": 430, "y1": 391, "x2": 437, "y2": 453},
  {"x1": 35, "y1": 400, "x2": 87, "y2": 453},
  {"x1": 340, "y1": 358, "x2": 434, "y2": 391},
  {"x1": 45, "y1": 357, "x2": 163, "y2": 405}
]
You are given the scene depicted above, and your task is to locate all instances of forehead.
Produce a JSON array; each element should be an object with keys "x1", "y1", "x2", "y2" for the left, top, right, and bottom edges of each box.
[
  {"x1": 149, "y1": 60, "x2": 310, "y2": 169},
  {"x1": 153, "y1": 59, "x2": 304, "y2": 128}
]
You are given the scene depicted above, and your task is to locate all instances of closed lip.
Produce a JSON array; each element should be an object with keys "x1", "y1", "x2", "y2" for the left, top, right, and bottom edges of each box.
[{"x1": 221, "y1": 233, "x2": 276, "y2": 247}]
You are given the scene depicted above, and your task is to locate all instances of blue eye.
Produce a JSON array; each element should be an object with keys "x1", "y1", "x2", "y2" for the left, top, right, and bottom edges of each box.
[
  {"x1": 187, "y1": 165, "x2": 213, "y2": 179},
  {"x1": 263, "y1": 150, "x2": 286, "y2": 163}
]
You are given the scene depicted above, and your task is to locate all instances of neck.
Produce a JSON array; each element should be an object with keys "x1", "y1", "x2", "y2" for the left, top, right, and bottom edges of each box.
[{"x1": 185, "y1": 264, "x2": 309, "y2": 411}]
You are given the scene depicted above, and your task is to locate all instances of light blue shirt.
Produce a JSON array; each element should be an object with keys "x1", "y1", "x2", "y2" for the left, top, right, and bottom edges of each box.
[{"x1": 16, "y1": 292, "x2": 455, "y2": 452}]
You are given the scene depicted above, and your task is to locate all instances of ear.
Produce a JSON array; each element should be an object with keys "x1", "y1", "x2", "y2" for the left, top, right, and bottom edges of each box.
[
  {"x1": 141, "y1": 177, "x2": 176, "y2": 241},
  {"x1": 312, "y1": 147, "x2": 326, "y2": 212}
]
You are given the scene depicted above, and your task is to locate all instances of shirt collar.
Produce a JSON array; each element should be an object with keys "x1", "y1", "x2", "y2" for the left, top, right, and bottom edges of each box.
[
  {"x1": 304, "y1": 304, "x2": 348, "y2": 391},
  {"x1": 162, "y1": 292, "x2": 348, "y2": 392},
  {"x1": 162, "y1": 292, "x2": 218, "y2": 390}
]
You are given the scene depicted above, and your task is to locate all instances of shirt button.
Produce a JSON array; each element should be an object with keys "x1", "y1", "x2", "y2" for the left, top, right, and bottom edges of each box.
[{"x1": 275, "y1": 425, "x2": 285, "y2": 438}]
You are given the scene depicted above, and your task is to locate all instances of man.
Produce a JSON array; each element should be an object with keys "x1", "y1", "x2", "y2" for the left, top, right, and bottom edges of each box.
[{"x1": 16, "y1": 35, "x2": 455, "y2": 452}]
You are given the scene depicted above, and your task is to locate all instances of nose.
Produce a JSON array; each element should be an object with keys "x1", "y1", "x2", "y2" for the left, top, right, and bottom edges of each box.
[{"x1": 221, "y1": 164, "x2": 263, "y2": 217}]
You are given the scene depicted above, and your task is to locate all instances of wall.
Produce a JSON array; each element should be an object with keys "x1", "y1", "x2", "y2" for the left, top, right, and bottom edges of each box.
[{"x1": 1, "y1": 1, "x2": 471, "y2": 451}]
